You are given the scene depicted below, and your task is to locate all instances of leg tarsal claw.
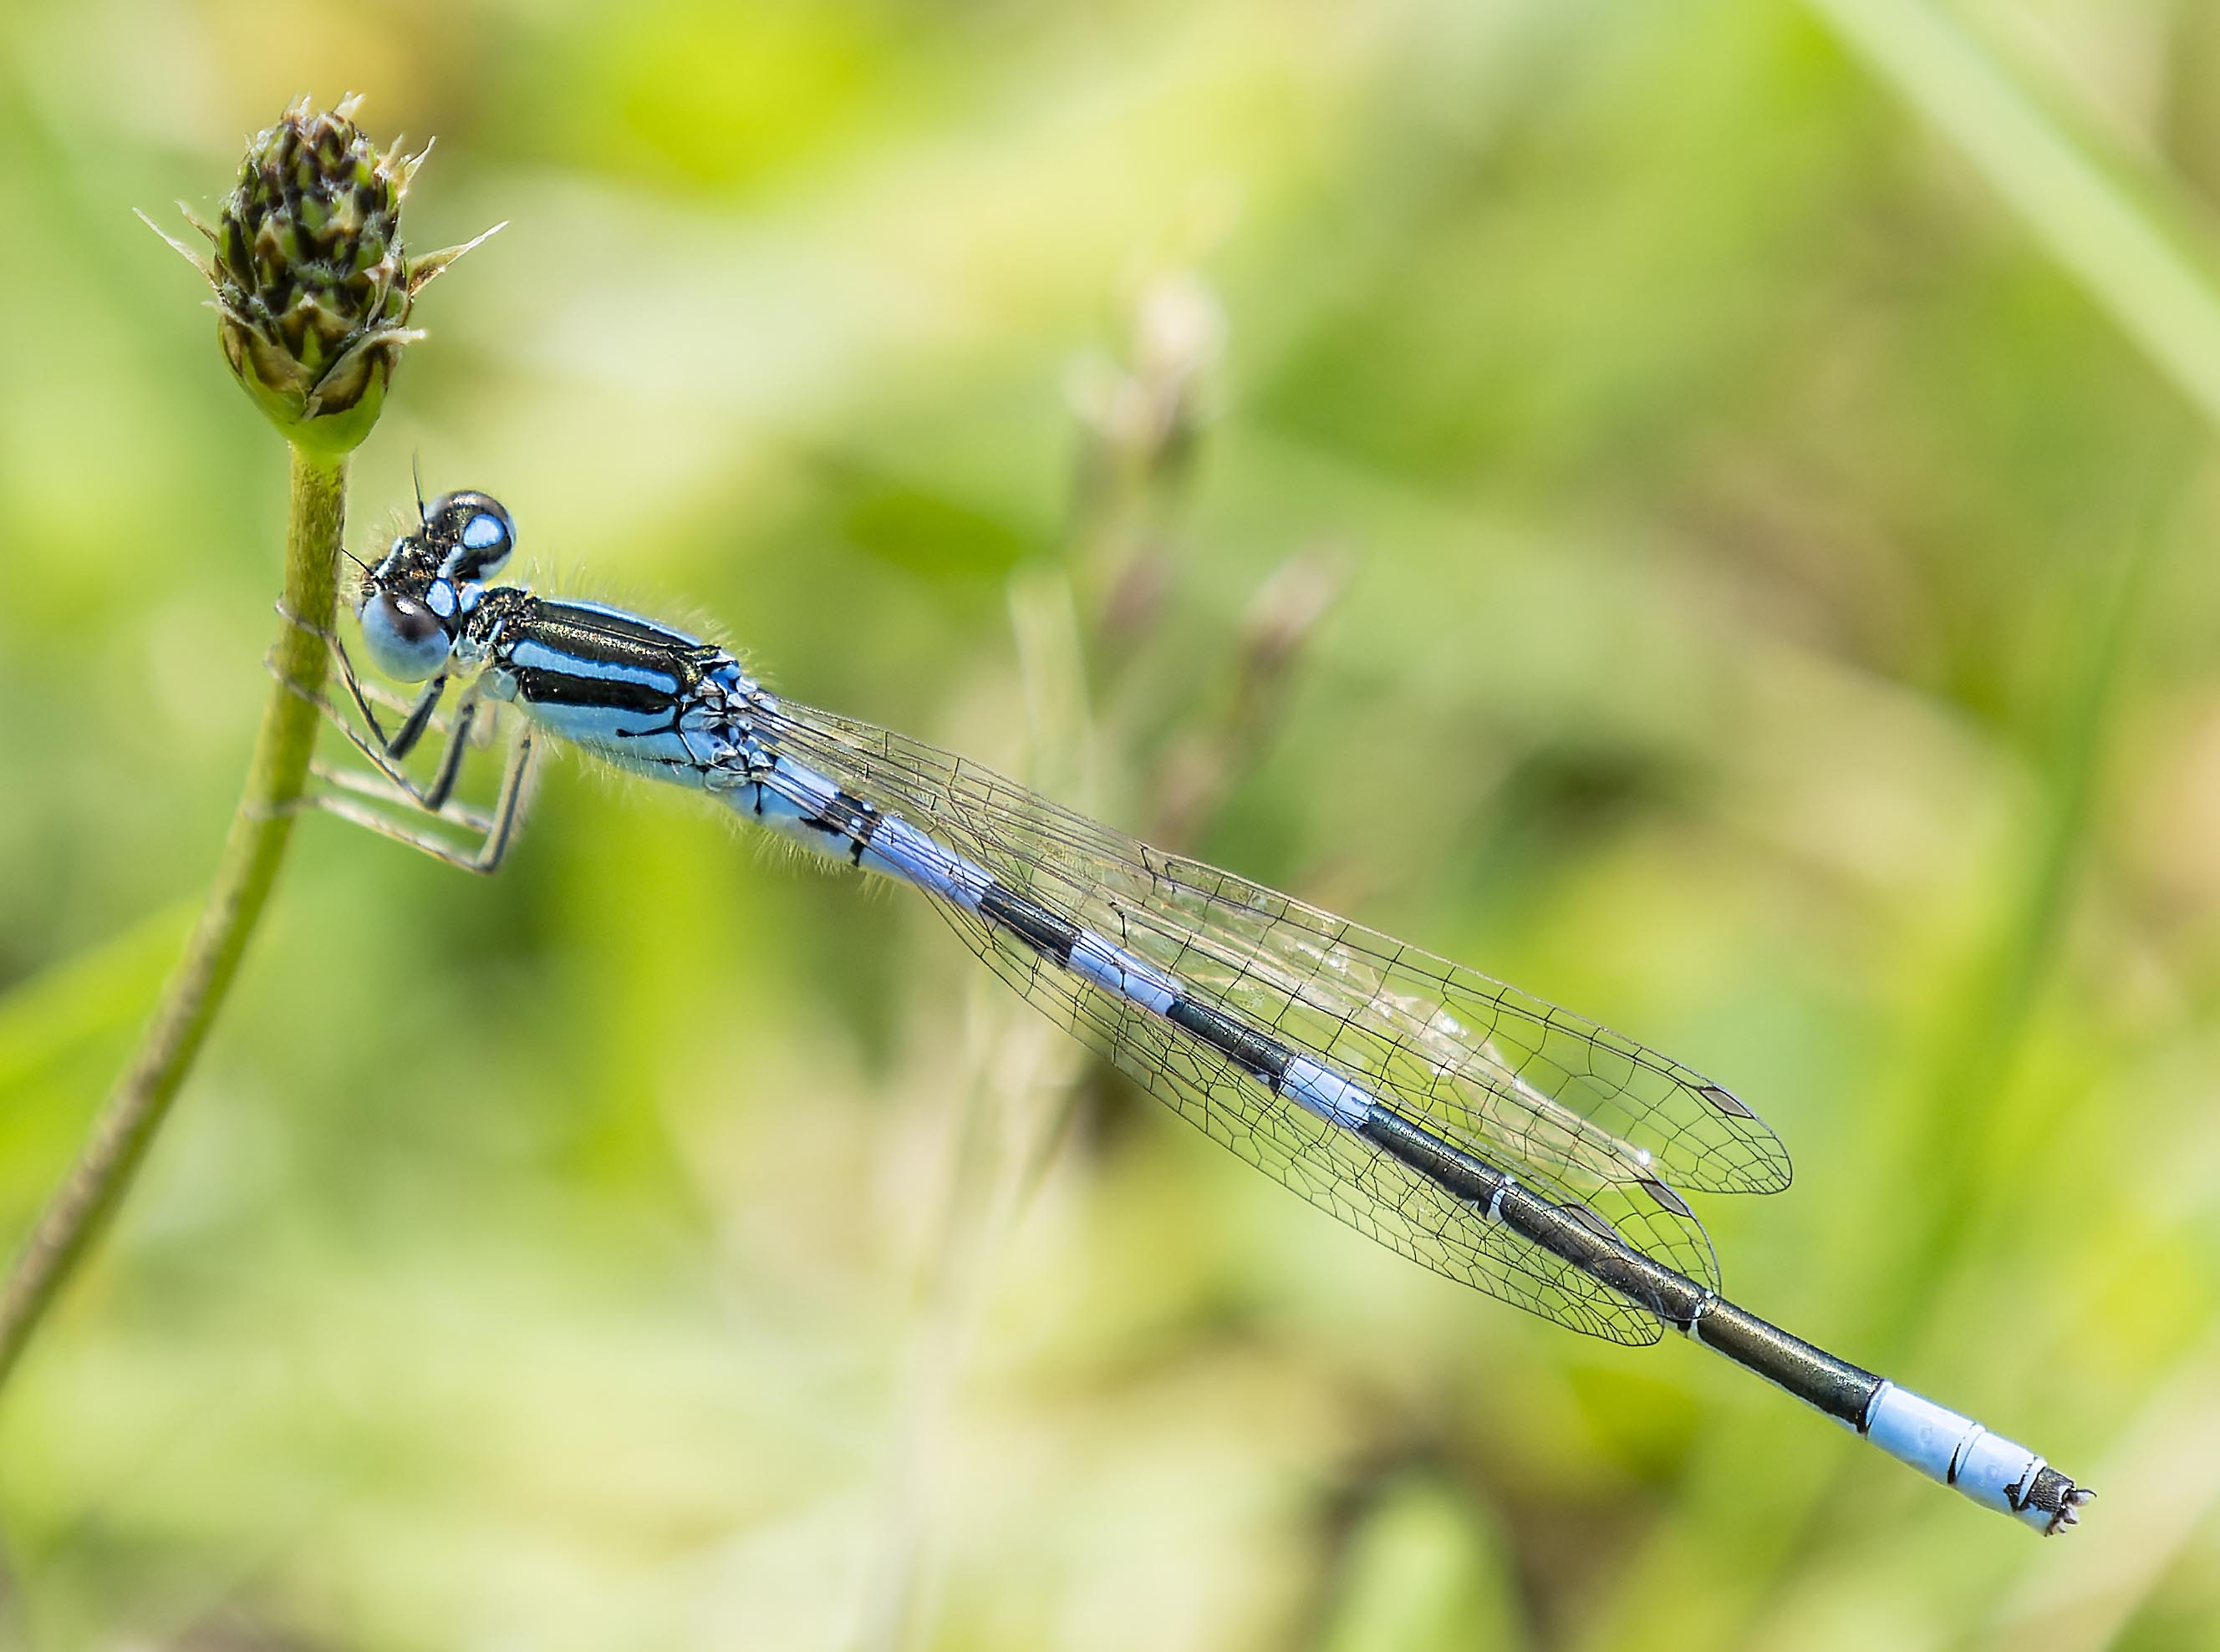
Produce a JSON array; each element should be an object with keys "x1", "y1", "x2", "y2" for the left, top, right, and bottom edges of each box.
[{"x1": 272, "y1": 597, "x2": 353, "y2": 651}]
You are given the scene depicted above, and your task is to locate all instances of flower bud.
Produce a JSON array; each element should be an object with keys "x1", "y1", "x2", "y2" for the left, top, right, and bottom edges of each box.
[{"x1": 142, "y1": 94, "x2": 496, "y2": 458}]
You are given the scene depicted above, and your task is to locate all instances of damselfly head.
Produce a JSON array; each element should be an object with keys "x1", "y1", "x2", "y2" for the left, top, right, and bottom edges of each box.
[
  {"x1": 420, "y1": 491, "x2": 517, "y2": 584},
  {"x1": 357, "y1": 488, "x2": 519, "y2": 681}
]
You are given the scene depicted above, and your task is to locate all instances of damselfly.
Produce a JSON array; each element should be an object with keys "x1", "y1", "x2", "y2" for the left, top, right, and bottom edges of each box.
[{"x1": 283, "y1": 488, "x2": 2091, "y2": 1533}]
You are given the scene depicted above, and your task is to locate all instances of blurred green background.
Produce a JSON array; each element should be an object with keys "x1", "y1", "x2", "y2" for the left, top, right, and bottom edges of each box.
[{"x1": 3, "y1": 0, "x2": 2218, "y2": 1646}]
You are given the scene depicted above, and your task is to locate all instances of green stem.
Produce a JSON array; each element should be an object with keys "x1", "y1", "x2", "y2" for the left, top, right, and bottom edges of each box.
[{"x1": 0, "y1": 446, "x2": 347, "y2": 1393}]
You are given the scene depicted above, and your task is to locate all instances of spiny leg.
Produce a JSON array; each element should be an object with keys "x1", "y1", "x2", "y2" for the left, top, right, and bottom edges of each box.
[
  {"x1": 268, "y1": 648, "x2": 454, "y2": 806},
  {"x1": 270, "y1": 602, "x2": 483, "y2": 811},
  {"x1": 303, "y1": 724, "x2": 539, "y2": 875},
  {"x1": 383, "y1": 674, "x2": 450, "y2": 764},
  {"x1": 338, "y1": 653, "x2": 492, "y2": 747},
  {"x1": 267, "y1": 599, "x2": 533, "y2": 870},
  {"x1": 277, "y1": 598, "x2": 496, "y2": 749},
  {"x1": 313, "y1": 763, "x2": 497, "y2": 836},
  {"x1": 277, "y1": 598, "x2": 420, "y2": 750},
  {"x1": 321, "y1": 606, "x2": 452, "y2": 775},
  {"x1": 419, "y1": 690, "x2": 482, "y2": 813}
]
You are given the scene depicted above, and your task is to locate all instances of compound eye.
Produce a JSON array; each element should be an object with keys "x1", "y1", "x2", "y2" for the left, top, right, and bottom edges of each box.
[
  {"x1": 359, "y1": 590, "x2": 452, "y2": 681},
  {"x1": 456, "y1": 507, "x2": 514, "y2": 578}
]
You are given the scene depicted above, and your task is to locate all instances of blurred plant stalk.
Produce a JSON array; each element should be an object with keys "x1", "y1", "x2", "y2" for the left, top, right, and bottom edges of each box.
[
  {"x1": 1148, "y1": 546, "x2": 1348, "y2": 851},
  {"x1": 1809, "y1": 0, "x2": 2220, "y2": 434},
  {"x1": 0, "y1": 97, "x2": 489, "y2": 1391},
  {"x1": 1067, "y1": 269, "x2": 1225, "y2": 664},
  {"x1": 863, "y1": 272, "x2": 1347, "y2": 1650}
]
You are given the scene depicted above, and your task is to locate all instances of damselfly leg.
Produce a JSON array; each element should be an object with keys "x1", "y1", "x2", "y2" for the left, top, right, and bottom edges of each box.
[
  {"x1": 269, "y1": 602, "x2": 539, "y2": 874},
  {"x1": 303, "y1": 729, "x2": 537, "y2": 874}
]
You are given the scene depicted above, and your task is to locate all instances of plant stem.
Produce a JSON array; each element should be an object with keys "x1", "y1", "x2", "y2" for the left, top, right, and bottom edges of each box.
[{"x1": 0, "y1": 446, "x2": 347, "y2": 1393}]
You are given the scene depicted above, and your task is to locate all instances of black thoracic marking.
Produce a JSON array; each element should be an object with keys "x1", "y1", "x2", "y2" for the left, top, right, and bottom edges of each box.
[
  {"x1": 515, "y1": 597, "x2": 720, "y2": 692},
  {"x1": 979, "y1": 883, "x2": 1082, "y2": 965},
  {"x1": 1164, "y1": 997, "x2": 1294, "y2": 1088},
  {"x1": 527, "y1": 597, "x2": 710, "y2": 653},
  {"x1": 510, "y1": 667, "x2": 677, "y2": 715}
]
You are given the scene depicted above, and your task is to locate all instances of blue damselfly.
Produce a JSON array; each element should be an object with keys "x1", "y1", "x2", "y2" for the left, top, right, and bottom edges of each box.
[{"x1": 282, "y1": 489, "x2": 2091, "y2": 1534}]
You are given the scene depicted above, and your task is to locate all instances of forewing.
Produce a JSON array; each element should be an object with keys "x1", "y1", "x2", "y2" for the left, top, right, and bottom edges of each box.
[{"x1": 764, "y1": 699, "x2": 1789, "y2": 1202}]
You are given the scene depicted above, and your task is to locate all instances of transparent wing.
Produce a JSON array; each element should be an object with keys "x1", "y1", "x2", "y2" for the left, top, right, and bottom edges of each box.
[
  {"x1": 943, "y1": 885, "x2": 1674, "y2": 1343},
  {"x1": 766, "y1": 699, "x2": 1790, "y2": 1197},
  {"x1": 755, "y1": 698, "x2": 1793, "y2": 1339}
]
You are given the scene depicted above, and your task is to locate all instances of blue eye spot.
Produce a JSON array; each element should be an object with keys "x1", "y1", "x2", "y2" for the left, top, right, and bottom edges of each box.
[
  {"x1": 426, "y1": 582, "x2": 459, "y2": 618},
  {"x1": 462, "y1": 514, "x2": 506, "y2": 552}
]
